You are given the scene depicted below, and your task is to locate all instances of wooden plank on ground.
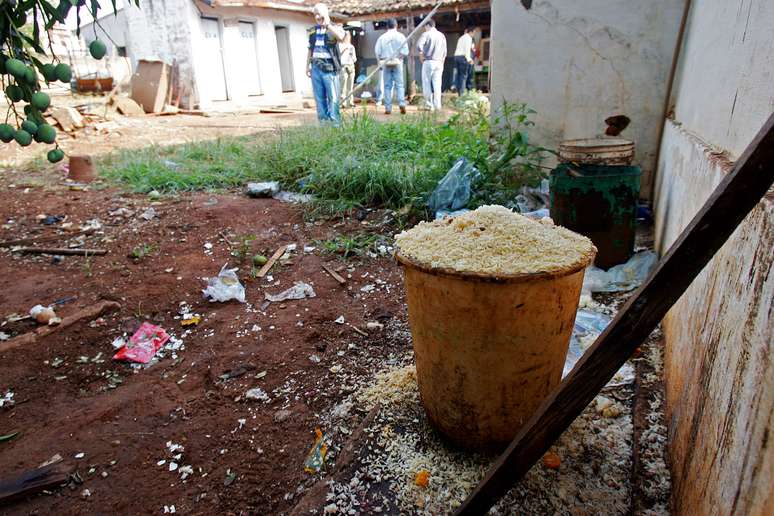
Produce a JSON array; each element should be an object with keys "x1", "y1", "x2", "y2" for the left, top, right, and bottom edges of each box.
[
  {"x1": 0, "y1": 301, "x2": 121, "y2": 353},
  {"x1": 12, "y1": 248, "x2": 107, "y2": 256},
  {"x1": 256, "y1": 245, "x2": 287, "y2": 278},
  {"x1": 455, "y1": 112, "x2": 774, "y2": 515},
  {"x1": 321, "y1": 264, "x2": 346, "y2": 285},
  {"x1": 0, "y1": 463, "x2": 71, "y2": 506}
]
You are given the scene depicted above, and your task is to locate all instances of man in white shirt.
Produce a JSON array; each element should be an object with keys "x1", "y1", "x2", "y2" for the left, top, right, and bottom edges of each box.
[
  {"x1": 453, "y1": 25, "x2": 475, "y2": 96},
  {"x1": 374, "y1": 19, "x2": 409, "y2": 114},
  {"x1": 416, "y1": 18, "x2": 446, "y2": 111}
]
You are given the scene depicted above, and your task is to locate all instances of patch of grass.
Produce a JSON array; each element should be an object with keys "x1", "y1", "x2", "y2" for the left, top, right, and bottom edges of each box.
[
  {"x1": 229, "y1": 233, "x2": 256, "y2": 265},
  {"x1": 128, "y1": 243, "x2": 158, "y2": 262},
  {"x1": 319, "y1": 232, "x2": 383, "y2": 259},
  {"x1": 100, "y1": 103, "x2": 547, "y2": 216}
]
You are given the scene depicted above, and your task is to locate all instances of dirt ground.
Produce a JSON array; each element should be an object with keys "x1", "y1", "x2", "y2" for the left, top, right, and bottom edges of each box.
[{"x1": 0, "y1": 108, "x2": 670, "y2": 515}]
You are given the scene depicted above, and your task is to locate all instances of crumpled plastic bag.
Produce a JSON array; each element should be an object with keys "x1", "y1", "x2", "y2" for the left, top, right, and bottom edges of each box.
[
  {"x1": 265, "y1": 282, "x2": 316, "y2": 303},
  {"x1": 203, "y1": 264, "x2": 246, "y2": 303},
  {"x1": 303, "y1": 428, "x2": 328, "y2": 474},
  {"x1": 427, "y1": 157, "x2": 481, "y2": 215},
  {"x1": 113, "y1": 323, "x2": 170, "y2": 364},
  {"x1": 583, "y1": 251, "x2": 658, "y2": 294},
  {"x1": 562, "y1": 309, "x2": 634, "y2": 385}
]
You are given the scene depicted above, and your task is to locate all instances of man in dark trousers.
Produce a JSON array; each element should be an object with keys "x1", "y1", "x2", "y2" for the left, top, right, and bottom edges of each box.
[{"x1": 453, "y1": 25, "x2": 475, "y2": 96}]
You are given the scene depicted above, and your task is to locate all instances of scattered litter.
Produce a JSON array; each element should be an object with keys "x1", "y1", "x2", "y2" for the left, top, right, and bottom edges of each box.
[
  {"x1": 0, "y1": 391, "x2": 14, "y2": 408},
  {"x1": 246, "y1": 181, "x2": 281, "y2": 198},
  {"x1": 331, "y1": 401, "x2": 352, "y2": 419},
  {"x1": 203, "y1": 264, "x2": 246, "y2": 303},
  {"x1": 113, "y1": 323, "x2": 170, "y2": 364},
  {"x1": 563, "y1": 308, "x2": 634, "y2": 385},
  {"x1": 434, "y1": 208, "x2": 470, "y2": 220},
  {"x1": 596, "y1": 396, "x2": 623, "y2": 418},
  {"x1": 415, "y1": 470, "x2": 430, "y2": 488},
  {"x1": 427, "y1": 157, "x2": 481, "y2": 218},
  {"x1": 163, "y1": 505, "x2": 176, "y2": 514},
  {"x1": 273, "y1": 191, "x2": 314, "y2": 204},
  {"x1": 360, "y1": 284, "x2": 375, "y2": 293},
  {"x1": 244, "y1": 387, "x2": 270, "y2": 402},
  {"x1": 111, "y1": 336, "x2": 126, "y2": 349},
  {"x1": 543, "y1": 452, "x2": 561, "y2": 470},
  {"x1": 0, "y1": 332, "x2": 9, "y2": 341},
  {"x1": 40, "y1": 215, "x2": 65, "y2": 225},
  {"x1": 139, "y1": 207, "x2": 157, "y2": 221},
  {"x1": 303, "y1": 428, "x2": 328, "y2": 473},
  {"x1": 583, "y1": 251, "x2": 657, "y2": 294},
  {"x1": 74, "y1": 452, "x2": 85, "y2": 459},
  {"x1": 29, "y1": 304, "x2": 57, "y2": 325},
  {"x1": 274, "y1": 409, "x2": 292, "y2": 423},
  {"x1": 366, "y1": 322, "x2": 384, "y2": 331},
  {"x1": 169, "y1": 462, "x2": 178, "y2": 472},
  {"x1": 303, "y1": 246, "x2": 316, "y2": 253},
  {"x1": 224, "y1": 469, "x2": 237, "y2": 486},
  {"x1": 219, "y1": 364, "x2": 256, "y2": 381},
  {"x1": 309, "y1": 354, "x2": 321, "y2": 363},
  {"x1": 0, "y1": 431, "x2": 20, "y2": 443},
  {"x1": 178, "y1": 465, "x2": 194, "y2": 479},
  {"x1": 264, "y1": 282, "x2": 316, "y2": 303},
  {"x1": 181, "y1": 315, "x2": 201, "y2": 326},
  {"x1": 334, "y1": 316, "x2": 345, "y2": 325},
  {"x1": 81, "y1": 488, "x2": 91, "y2": 498}
]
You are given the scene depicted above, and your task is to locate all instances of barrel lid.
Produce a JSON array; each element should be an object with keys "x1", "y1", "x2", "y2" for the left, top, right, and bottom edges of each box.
[{"x1": 559, "y1": 138, "x2": 635, "y2": 165}]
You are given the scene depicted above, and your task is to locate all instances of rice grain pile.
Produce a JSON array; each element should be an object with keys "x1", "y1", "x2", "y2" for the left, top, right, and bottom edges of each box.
[{"x1": 394, "y1": 205, "x2": 596, "y2": 277}]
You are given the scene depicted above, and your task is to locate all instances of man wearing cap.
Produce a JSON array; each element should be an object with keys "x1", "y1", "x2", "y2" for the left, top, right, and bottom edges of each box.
[{"x1": 307, "y1": 3, "x2": 346, "y2": 124}]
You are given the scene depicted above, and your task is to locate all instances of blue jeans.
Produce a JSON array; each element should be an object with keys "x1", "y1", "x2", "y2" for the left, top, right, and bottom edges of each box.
[
  {"x1": 382, "y1": 63, "x2": 405, "y2": 111},
  {"x1": 311, "y1": 63, "x2": 341, "y2": 125},
  {"x1": 454, "y1": 56, "x2": 470, "y2": 96}
]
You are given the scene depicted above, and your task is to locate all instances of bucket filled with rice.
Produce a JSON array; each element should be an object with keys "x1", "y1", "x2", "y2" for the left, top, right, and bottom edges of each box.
[{"x1": 394, "y1": 205, "x2": 596, "y2": 450}]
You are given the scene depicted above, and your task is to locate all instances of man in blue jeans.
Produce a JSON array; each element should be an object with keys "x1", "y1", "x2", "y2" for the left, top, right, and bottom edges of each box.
[
  {"x1": 306, "y1": 3, "x2": 345, "y2": 124},
  {"x1": 374, "y1": 19, "x2": 408, "y2": 115}
]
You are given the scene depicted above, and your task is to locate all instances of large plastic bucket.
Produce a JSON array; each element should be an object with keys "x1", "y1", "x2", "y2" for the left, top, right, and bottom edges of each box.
[
  {"x1": 550, "y1": 163, "x2": 641, "y2": 268},
  {"x1": 396, "y1": 252, "x2": 592, "y2": 451}
]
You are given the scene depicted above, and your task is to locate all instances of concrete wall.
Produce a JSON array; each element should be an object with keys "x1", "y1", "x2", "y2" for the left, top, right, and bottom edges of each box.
[
  {"x1": 653, "y1": 0, "x2": 774, "y2": 514},
  {"x1": 490, "y1": 0, "x2": 685, "y2": 198}
]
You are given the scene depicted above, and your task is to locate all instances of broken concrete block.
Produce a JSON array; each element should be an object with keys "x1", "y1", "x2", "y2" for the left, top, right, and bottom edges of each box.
[
  {"x1": 245, "y1": 182, "x2": 280, "y2": 198},
  {"x1": 51, "y1": 107, "x2": 85, "y2": 132},
  {"x1": 114, "y1": 96, "x2": 145, "y2": 116}
]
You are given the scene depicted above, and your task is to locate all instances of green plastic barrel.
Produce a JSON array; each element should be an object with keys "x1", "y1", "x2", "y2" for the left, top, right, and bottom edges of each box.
[{"x1": 549, "y1": 163, "x2": 641, "y2": 269}]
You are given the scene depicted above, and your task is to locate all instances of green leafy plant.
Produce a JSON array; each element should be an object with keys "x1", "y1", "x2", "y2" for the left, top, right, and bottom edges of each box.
[
  {"x1": 230, "y1": 233, "x2": 256, "y2": 264},
  {"x1": 319, "y1": 233, "x2": 382, "y2": 259},
  {"x1": 129, "y1": 243, "x2": 158, "y2": 261},
  {"x1": 1, "y1": 1, "x2": 137, "y2": 161}
]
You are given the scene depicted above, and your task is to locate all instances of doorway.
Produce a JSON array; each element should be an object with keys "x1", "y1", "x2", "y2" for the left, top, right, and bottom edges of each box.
[
  {"x1": 199, "y1": 17, "x2": 228, "y2": 101},
  {"x1": 274, "y1": 26, "x2": 295, "y2": 92},
  {"x1": 237, "y1": 21, "x2": 262, "y2": 96}
]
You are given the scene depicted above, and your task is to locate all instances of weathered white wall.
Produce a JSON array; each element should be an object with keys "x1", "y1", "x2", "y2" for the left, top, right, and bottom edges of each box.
[
  {"x1": 653, "y1": 0, "x2": 774, "y2": 514},
  {"x1": 490, "y1": 0, "x2": 685, "y2": 198},
  {"x1": 193, "y1": 3, "x2": 314, "y2": 106}
]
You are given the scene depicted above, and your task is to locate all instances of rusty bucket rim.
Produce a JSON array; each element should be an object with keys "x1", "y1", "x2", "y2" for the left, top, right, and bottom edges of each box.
[{"x1": 394, "y1": 249, "x2": 595, "y2": 284}]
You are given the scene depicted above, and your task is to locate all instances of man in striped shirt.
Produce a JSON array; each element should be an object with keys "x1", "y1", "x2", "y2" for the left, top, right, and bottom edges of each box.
[{"x1": 306, "y1": 3, "x2": 345, "y2": 124}]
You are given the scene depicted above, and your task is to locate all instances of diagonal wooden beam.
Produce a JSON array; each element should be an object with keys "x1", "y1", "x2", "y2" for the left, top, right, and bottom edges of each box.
[{"x1": 456, "y1": 112, "x2": 774, "y2": 515}]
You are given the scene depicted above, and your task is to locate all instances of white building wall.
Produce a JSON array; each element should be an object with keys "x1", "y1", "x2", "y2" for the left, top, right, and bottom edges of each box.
[
  {"x1": 489, "y1": 0, "x2": 685, "y2": 198},
  {"x1": 653, "y1": 1, "x2": 774, "y2": 514}
]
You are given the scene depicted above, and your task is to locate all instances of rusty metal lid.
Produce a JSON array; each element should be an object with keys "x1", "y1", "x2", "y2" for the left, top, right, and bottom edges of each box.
[{"x1": 558, "y1": 138, "x2": 635, "y2": 165}]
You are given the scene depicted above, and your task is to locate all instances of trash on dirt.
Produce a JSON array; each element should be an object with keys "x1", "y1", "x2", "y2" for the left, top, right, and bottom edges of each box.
[
  {"x1": 0, "y1": 431, "x2": 20, "y2": 443},
  {"x1": 583, "y1": 250, "x2": 657, "y2": 294},
  {"x1": 264, "y1": 282, "x2": 316, "y2": 303},
  {"x1": 246, "y1": 181, "x2": 281, "y2": 198},
  {"x1": 543, "y1": 452, "x2": 561, "y2": 470},
  {"x1": 0, "y1": 391, "x2": 14, "y2": 408},
  {"x1": 334, "y1": 316, "x2": 345, "y2": 325},
  {"x1": 113, "y1": 323, "x2": 171, "y2": 363},
  {"x1": 40, "y1": 215, "x2": 65, "y2": 225},
  {"x1": 521, "y1": 208, "x2": 551, "y2": 219},
  {"x1": 563, "y1": 309, "x2": 634, "y2": 385},
  {"x1": 244, "y1": 387, "x2": 270, "y2": 402},
  {"x1": 366, "y1": 321, "x2": 384, "y2": 331},
  {"x1": 219, "y1": 363, "x2": 256, "y2": 381},
  {"x1": 181, "y1": 315, "x2": 201, "y2": 326},
  {"x1": 303, "y1": 428, "x2": 328, "y2": 474},
  {"x1": 139, "y1": 207, "x2": 157, "y2": 221},
  {"x1": 434, "y1": 208, "x2": 470, "y2": 219},
  {"x1": 29, "y1": 304, "x2": 58, "y2": 325},
  {"x1": 224, "y1": 469, "x2": 237, "y2": 486},
  {"x1": 274, "y1": 409, "x2": 292, "y2": 423},
  {"x1": 203, "y1": 265, "x2": 246, "y2": 303},
  {"x1": 109, "y1": 207, "x2": 134, "y2": 218},
  {"x1": 595, "y1": 395, "x2": 623, "y2": 418},
  {"x1": 427, "y1": 157, "x2": 481, "y2": 218},
  {"x1": 360, "y1": 284, "x2": 375, "y2": 293},
  {"x1": 515, "y1": 179, "x2": 550, "y2": 213},
  {"x1": 0, "y1": 332, "x2": 9, "y2": 341},
  {"x1": 415, "y1": 470, "x2": 430, "y2": 488},
  {"x1": 273, "y1": 191, "x2": 314, "y2": 204},
  {"x1": 80, "y1": 219, "x2": 103, "y2": 232}
]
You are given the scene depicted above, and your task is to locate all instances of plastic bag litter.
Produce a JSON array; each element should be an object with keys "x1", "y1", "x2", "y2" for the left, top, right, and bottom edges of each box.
[
  {"x1": 203, "y1": 264, "x2": 246, "y2": 303},
  {"x1": 303, "y1": 428, "x2": 328, "y2": 474},
  {"x1": 434, "y1": 208, "x2": 470, "y2": 220},
  {"x1": 562, "y1": 309, "x2": 634, "y2": 385},
  {"x1": 246, "y1": 181, "x2": 280, "y2": 198},
  {"x1": 515, "y1": 179, "x2": 550, "y2": 213},
  {"x1": 583, "y1": 250, "x2": 657, "y2": 294},
  {"x1": 264, "y1": 282, "x2": 316, "y2": 303},
  {"x1": 113, "y1": 323, "x2": 170, "y2": 363},
  {"x1": 427, "y1": 157, "x2": 481, "y2": 216},
  {"x1": 273, "y1": 191, "x2": 314, "y2": 204}
]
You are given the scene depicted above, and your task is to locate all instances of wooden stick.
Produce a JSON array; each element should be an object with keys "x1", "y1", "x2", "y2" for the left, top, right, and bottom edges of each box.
[
  {"x1": 12, "y1": 248, "x2": 107, "y2": 256},
  {"x1": 0, "y1": 301, "x2": 121, "y2": 353},
  {"x1": 256, "y1": 245, "x2": 287, "y2": 278},
  {"x1": 0, "y1": 229, "x2": 93, "y2": 248},
  {"x1": 0, "y1": 463, "x2": 71, "y2": 505},
  {"x1": 456, "y1": 112, "x2": 774, "y2": 515},
  {"x1": 321, "y1": 263, "x2": 346, "y2": 285}
]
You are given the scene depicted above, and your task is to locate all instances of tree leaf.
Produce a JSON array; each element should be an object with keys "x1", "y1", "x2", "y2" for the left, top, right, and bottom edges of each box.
[{"x1": 0, "y1": 431, "x2": 20, "y2": 443}]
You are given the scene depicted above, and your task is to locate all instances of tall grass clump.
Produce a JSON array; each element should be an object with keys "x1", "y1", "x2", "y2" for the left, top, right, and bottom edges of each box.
[{"x1": 100, "y1": 101, "x2": 546, "y2": 216}]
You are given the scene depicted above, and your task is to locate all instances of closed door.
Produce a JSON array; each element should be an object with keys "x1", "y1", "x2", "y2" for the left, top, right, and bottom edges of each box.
[
  {"x1": 274, "y1": 26, "x2": 295, "y2": 92},
  {"x1": 199, "y1": 17, "x2": 228, "y2": 101},
  {"x1": 237, "y1": 22, "x2": 262, "y2": 96}
]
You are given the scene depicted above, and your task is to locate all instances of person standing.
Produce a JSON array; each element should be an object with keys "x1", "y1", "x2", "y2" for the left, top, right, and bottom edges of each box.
[
  {"x1": 306, "y1": 3, "x2": 345, "y2": 125},
  {"x1": 416, "y1": 18, "x2": 446, "y2": 111},
  {"x1": 453, "y1": 25, "x2": 475, "y2": 96},
  {"x1": 374, "y1": 19, "x2": 408, "y2": 115},
  {"x1": 339, "y1": 32, "x2": 357, "y2": 108}
]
